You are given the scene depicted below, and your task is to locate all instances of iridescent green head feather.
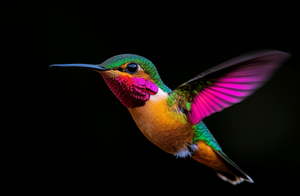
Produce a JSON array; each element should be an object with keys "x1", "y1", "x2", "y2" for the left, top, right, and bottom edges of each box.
[{"x1": 99, "y1": 54, "x2": 172, "y2": 93}]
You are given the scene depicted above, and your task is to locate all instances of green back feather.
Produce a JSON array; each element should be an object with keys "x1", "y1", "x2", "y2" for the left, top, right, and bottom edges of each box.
[
  {"x1": 167, "y1": 79, "x2": 211, "y2": 110},
  {"x1": 193, "y1": 121, "x2": 221, "y2": 151}
]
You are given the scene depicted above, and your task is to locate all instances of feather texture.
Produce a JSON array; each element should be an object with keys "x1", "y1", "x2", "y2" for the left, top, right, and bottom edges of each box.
[{"x1": 168, "y1": 50, "x2": 290, "y2": 125}]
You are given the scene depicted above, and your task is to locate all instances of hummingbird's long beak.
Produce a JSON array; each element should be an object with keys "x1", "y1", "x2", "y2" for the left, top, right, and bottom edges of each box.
[{"x1": 49, "y1": 64, "x2": 107, "y2": 71}]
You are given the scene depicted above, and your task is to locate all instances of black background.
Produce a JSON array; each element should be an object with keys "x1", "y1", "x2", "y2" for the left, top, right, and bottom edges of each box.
[{"x1": 24, "y1": 1, "x2": 300, "y2": 194}]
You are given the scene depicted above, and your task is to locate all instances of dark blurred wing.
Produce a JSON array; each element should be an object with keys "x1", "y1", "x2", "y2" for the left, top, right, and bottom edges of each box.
[{"x1": 168, "y1": 50, "x2": 290, "y2": 125}]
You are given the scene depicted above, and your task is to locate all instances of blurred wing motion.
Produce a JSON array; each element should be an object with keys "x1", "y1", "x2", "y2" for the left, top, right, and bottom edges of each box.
[{"x1": 168, "y1": 50, "x2": 290, "y2": 125}]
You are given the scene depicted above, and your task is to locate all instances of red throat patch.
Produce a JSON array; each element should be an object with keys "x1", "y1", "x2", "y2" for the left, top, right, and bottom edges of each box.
[{"x1": 103, "y1": 75, "x2": 159, "y2": 108}]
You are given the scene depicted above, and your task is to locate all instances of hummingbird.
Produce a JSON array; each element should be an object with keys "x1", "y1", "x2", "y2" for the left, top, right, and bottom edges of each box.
[{"x1": 50, "y1": 50, "x2": 289, "y2": 185}]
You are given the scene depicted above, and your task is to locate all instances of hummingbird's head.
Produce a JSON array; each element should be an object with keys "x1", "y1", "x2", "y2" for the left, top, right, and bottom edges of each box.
[{"x1": 50, "y1": 54, "x2": 171, "y2": 108}]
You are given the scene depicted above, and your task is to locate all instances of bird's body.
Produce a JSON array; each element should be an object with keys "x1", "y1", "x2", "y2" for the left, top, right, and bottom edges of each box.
[
  {"x1": 51, "y1": 50, "x2": 290, "y2": 185},
  {"x1": 128, "y1": 92, "x2": 234, "y2": 175}
]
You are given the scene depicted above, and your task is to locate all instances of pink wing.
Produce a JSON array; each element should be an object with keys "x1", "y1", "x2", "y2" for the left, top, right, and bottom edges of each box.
[{"x1": 180, "y1": 50, "x2": 290, "y2": 125}]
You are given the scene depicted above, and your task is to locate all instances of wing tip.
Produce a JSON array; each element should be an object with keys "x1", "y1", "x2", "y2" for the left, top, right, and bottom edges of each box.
[
  {"x1": 242, "y1": 49, "x2": 291, "y2": 65},
  {"x1": 202, "y1": 49, "x2": 290, "y2": 76}
]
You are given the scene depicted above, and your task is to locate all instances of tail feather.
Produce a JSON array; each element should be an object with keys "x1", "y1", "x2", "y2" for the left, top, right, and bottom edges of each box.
[
  {"x1": 191, "y1": 141, "x2": 253, "y2": 185},
  {"x1": 213, "y1": 149, "x2": 254, "y2": 185}
]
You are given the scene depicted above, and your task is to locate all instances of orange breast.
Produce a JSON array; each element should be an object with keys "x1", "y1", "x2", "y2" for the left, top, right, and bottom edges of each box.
[{"x1": 128, "y1": 88, "x2": 194, "y2": 154}]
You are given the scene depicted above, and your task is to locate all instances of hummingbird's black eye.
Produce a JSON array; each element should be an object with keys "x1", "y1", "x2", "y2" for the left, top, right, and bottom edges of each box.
[{"x1": 126, "y1": 63, "x2": 138, "y2": 74}]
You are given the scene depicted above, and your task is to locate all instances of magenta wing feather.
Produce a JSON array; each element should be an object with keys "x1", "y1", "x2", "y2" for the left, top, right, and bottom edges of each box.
[{"x1": 169, "y1": 50, "x2": 290, "y2": 125}]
